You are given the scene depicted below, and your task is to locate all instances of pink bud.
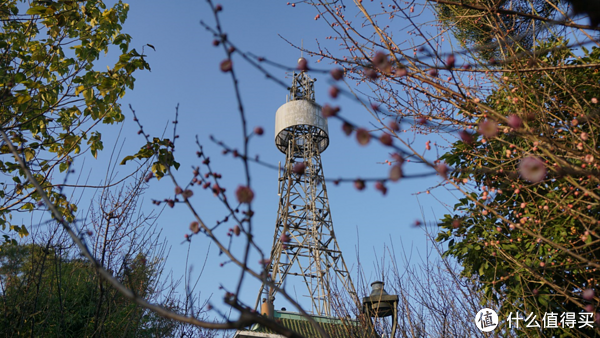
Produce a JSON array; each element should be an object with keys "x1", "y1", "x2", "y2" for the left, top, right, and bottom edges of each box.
[
  {"x1": 220, "y1": 59, "x2": 232, "y2": 72},
  {"x1": 190, "y1": 221, "x2": 200, "y2": 234},
  {"x1": 507, "y1": 115, "x2": 522, "y2": 129},
  {"x1": 478, "y1": 119, "x2": 498, "y2": 138},
  {"x1": 354, "y1": 179, "x2": 366, "y2": 191},
  {"x1": 236, "y1": 186, "x2": 254, "y2": 204},
  {"x1": 254, "y1": 126, "x2": 264, "y2": 135},
  {"x1": 322, "y1": 104, "x2": 340, "y2": 118},
  {"x1": 330, "y1": 68, "x2": 344, "y2": 81},
  {"x1": 436, "y1": 163, "x2": 449, "y2": 180},
  {"x1": 364, "y1": 68, "x2": 379, "y2": 80},
  {"x1": 356, "y1": 128, "x2": 371, "y2": 145},
  {"x1": 519, "y1": 156, "x2": 546, "y2": 183},
  {"x1": 342, "y1": 122, "x2": 353, "y2": 136},
  {"x1": 445, "y1": 54, "x2": 455, "y2": 69},
  {"x1": 389, "y1": 121, "x2": 400, "y2": 131},
  {"x1": 391, "y1": 153, "x2": 404, "y2": 164},
  {"x1": 293, "y1": 162, "x2": 306, "y2": 174},
  {"x1": 452, "y1": 219, "x2": 461, "y2": 229},
  {"x1": 394, "y1": 68, "x2": 407, "y2": 77},
  {"x1": 583, "y1": 289, "x2": 595, "y2": 301},
  {"x1": 389, "y1": 165, "x2": 402, "y2": 182},
  {"x1": 329, "y1": 86, "x2": 339, "y2": 98},
  {"x1": 375, "y1": 181, "x2": 387, "y2": 195},
  {"x1": 182, "y1": 189, "x2": 194, "y2": 199},
  {"x1": 379, "y1": 133, "x2": 393, "y2": 146},
  {"x1": 459, "y1": 130, "x2": 473, "y2": 145}
]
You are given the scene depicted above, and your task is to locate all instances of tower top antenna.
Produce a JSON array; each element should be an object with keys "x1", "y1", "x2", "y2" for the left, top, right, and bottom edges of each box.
[{"x1": 298, "y1": 40, "x2": 306, "y2": 70}]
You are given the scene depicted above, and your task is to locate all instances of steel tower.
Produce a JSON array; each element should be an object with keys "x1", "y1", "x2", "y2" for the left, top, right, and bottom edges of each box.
[{"x1": 259, "y1": 60, "x2": 357, "y2": 316}]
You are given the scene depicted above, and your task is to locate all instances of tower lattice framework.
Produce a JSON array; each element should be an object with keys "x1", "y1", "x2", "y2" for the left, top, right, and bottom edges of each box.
[{"x1": 259, "y1": 68, "x2": 357, "y2": 316}]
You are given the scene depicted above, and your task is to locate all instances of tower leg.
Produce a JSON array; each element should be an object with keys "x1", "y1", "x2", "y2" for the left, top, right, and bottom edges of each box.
[{"x1": 261, "y1": 125, "x2": 357, "y2": 316}]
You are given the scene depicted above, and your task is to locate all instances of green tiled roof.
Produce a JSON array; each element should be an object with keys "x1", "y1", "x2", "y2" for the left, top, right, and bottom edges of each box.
[{"x1": 242, "y1": 311, "x2": 376, "y2": 338}]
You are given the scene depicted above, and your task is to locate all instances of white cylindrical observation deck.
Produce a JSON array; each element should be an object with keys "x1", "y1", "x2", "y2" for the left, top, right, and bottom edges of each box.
[{"x1": 274, "y1": 99, "x2": 329, "y2": 154}]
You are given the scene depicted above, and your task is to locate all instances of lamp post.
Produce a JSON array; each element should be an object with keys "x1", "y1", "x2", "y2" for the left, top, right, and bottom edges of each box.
[{"x1": 362, "y1": 281, "x2": 399, "y2": 337}]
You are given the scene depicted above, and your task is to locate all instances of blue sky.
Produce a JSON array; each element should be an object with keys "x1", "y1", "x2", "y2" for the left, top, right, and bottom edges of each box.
[{"x1": 48, "y1": 0, "x2": 458, "y2": 318}]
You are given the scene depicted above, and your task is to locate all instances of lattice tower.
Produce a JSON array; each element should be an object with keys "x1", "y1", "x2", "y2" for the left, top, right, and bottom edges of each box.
[{"x1": 257, "y1": 62, "x2": 357, "y2": 316}]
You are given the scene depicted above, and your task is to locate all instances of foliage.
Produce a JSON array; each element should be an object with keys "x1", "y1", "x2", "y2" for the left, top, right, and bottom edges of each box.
[
  {"x1": 289, "y1": 0, "x2": 600, "y2": 335},
  {"x1": 437, "y1": 40, "x2": 600, "y2": 336},
  {"x1": 436, "y1": 0, "x2": 562, "y2": 60},
  {"x1": 0, "y1": 243, "x2": 175, "y2": 337},
  {"x1": 0, "y1": 0, "x2": 149, "y2": 243}
]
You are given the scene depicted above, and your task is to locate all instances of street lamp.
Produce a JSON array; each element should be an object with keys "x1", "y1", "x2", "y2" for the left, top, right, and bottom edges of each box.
[{"x1": 362, "y1": 281, "x2": 399, "y2": 337}]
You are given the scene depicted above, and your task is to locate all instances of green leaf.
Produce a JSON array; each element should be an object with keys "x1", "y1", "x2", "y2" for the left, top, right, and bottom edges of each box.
[
  {"x1": 25, "y1": 6, "x2": 47, "y2": 15},
  {"x1": 23, "y1": 149, "x2": 35, "y2": 162},
  {"x1": 151, "y1": 162, "x2": 166, "y2": 180},
  {"x1": 120, "y1": 155, "x2": 135, "y2": 165},
  {"x1": 59, "y1": 162, "x2": 69, "y2": 173}
]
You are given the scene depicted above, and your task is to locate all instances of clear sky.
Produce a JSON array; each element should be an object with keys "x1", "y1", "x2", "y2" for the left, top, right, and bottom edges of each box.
[{"x1": 49, "y1": 0, "x2": 458, "y2": 320}]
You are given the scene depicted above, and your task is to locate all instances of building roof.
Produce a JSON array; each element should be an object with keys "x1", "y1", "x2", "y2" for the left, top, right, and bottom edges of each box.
[{"x1": 234, "y1": 310, "x2": 377, "y2": 338}]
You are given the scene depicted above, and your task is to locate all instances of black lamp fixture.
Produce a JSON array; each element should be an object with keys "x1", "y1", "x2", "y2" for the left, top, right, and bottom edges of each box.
[{"x1": 362, "y1": 281, "x2": 399, "y2": 337}]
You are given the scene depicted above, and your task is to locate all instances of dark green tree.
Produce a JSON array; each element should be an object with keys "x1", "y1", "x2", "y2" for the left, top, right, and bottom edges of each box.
[
  {"x1": 435, "y1": 0, "x2": 562, "y2": 60},
  {"x1": 0, "y1": 244, "x2": 176, "y2": 337}
]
